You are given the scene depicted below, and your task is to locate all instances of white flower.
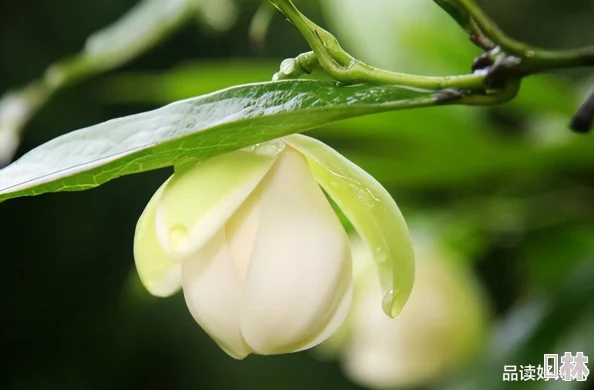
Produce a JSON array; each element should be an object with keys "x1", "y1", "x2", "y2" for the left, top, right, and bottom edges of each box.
[
  {"x1": 324, "y1": 236, "x2": 489, "y2": 388},
  {"x1": 134, "y1": 135, "x2": 415, "y2": 359}
]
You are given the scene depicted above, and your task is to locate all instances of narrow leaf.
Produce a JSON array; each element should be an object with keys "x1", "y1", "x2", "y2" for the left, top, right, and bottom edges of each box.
[
  {"x1": 0, "y1": 0, "x2": 198, "y2": 165},
  {"x1": 0, "y1": 80, "x2": 440, "y2": 203}
]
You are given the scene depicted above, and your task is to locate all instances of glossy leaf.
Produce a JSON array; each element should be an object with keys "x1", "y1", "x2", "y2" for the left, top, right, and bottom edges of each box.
[
  {"x1": 0, "y1": 0, "x2": 198, "y2": 165},
  {"x1": 0, "y1": 80, "x2": 440, "y2": 203}
]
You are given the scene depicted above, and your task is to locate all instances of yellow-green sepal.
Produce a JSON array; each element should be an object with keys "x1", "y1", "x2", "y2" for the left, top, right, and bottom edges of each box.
[
  {"x1": 284, "y1": 134, "x2": 415, "y2": 317},
  {"x1": 134, "y1": 178, "x2": 182, "y2": 297},
  {"x1": 156, "y1": 142, "x2": 284, "y2": 259}
]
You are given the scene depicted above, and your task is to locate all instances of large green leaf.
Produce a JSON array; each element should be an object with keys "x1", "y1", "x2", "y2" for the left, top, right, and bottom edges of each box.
[
  {"x1": 0, "y1": 0, "x2": 200, "y2": 165},
  {"x1": 0, "y1": 80, "x2": 441, "y2": 203}
]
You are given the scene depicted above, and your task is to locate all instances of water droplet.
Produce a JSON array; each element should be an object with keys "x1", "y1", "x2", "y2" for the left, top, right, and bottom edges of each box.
[
  {"x1": 351, "y1": 186, "x2": 381, "y2": 209},
  {"x1": 382, "y1": 288, "x2": 408, "y2": 317},
  {"x1": 382, "y1": 289, "x2": 394, "y2": 315},
  {"x1": 374, "y1": 246, "x2": 388, "y2": 263},
  {"x1": 251, "y1": 140, "x2": 286, "y2": 157},
  {"x1": 169, "y1": 224, "x2": 189, "y2": 252}
]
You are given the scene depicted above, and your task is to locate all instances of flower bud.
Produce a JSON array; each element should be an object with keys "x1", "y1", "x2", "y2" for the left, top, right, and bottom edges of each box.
[
  {"x1": 134, "y1": 135, "x2": 416, "y2": 358},
  {"x1": 328, "y1": 236, "x2": 489, "y2": 388}
]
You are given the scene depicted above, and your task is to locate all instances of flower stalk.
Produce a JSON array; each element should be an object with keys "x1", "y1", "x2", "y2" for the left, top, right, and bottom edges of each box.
[
  {"x1": 269, "y1": 0, "x2": 594, "y2": 131},
  {"x1": 269, "y1": 0, "x2": 486, "y2": 91}
]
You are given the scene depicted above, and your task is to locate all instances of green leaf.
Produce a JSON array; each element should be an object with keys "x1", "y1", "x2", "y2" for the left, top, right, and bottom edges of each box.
[
  {"x1": 0, "y1": 80, "x2": 440, "y2": 203},
  {"x1": 0, "y1": 0, "x2": 199, "y2": 165},
  {"x1": 285, "y1": 134, "x2": 415, "y2": 318}
]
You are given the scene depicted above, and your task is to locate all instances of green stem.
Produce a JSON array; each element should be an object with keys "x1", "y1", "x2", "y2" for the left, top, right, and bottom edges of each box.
[
  {"x1": 270, "y1": 0, "x2": 593, "y2": 124},
  {"x1": 456, "y1": 0, "x2": 594, "y2": 69},
  {"x1": 457, "y1": 79, "x2": 521, "y2": 106},
  {"x1": 270, "y1": 0, "x2": 486, "y2": 90}
]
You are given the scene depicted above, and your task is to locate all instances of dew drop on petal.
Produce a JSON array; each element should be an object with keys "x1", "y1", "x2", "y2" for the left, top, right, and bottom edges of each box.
[
  {"x1": 169, "y1": 224, "x2": 189, "y2": 252},
  {"x1": 251, "y1": 140, "x2": 286, "y2": 157},
  {"x1": 246, "y1": 144, "x2": 258, "y2": 152},
  {"x1": 382, "y1": 288, "x2": 409, "y2": 318},
  {"x1": 374, "y1": 246, "x2": 387, "y2": 263},
  {"x1": 381, "y1": 289, "x2": 395, "y2": 316}
]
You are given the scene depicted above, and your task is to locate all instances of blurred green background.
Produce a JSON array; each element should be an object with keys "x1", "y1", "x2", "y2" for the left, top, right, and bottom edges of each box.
[{"x1": 2, "y1": 0, "x2": 594, "y2": 389}]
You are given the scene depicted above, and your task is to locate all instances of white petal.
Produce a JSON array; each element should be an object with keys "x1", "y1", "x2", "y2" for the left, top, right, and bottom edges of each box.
[
  {"x1": 284, "y1": 134, "x2": 414, "y2": 318},
  {"x1": 296, "y1": 283, "x2": 353, "y2": 352},
  {"x1": 156, "y1": 146, "x2": 281, "y2": 259},
  {"x1": 182, "y1": 230, "x2": 253, "y2": 359},
  {"x1": 134, "y1": 178, "x2": 182, "y2": 297},
  {"x1": 225, "y1": 188, "x2": 262, "y2": 284},
  {"x1": 239, "y1": 149, "x2": 352, "y2": 354}
]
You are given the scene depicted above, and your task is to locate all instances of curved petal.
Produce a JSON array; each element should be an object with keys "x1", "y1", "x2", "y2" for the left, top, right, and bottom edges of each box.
[
  {"x1": 296, "y1": 283, "x2": 353, "y2": 352},
  {"x1": 284, "y1": 134, "x2": 414, "y2": 318},
  {"x1": 343, "y1": 241, "x2": 488, "y2": 389},
  {"x1": 134, "y1": 178, "x2": 182, "y2": 297},
  {"x1": 155, "y1": 142, "x2": 283, "y2": 259},
  {"x1": 240, "y1": 150, "x2": 352, "y2": 354},
  {"x1": 182, "y1": 230, "x2": 253, "y2": 359},
  {"x1": 225, "y1": 187, "x2": 262, "y2": 284}
]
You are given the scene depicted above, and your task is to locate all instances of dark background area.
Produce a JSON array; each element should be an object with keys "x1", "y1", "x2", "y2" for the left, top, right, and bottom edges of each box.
[{"x1": 2, "y1": 0, "x2": 594, "y2": 389}]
